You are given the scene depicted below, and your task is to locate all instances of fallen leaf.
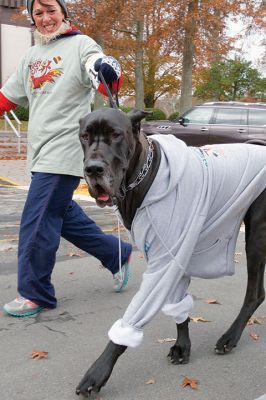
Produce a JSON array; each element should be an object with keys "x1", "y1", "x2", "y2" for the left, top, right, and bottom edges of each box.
[
  {"x1": 157, "y1": 337, "x2": 176, "y2": 344},
  {"x1": 112, "y1": 226, "x2": 126, "y2": 232},
  {"x1": 68, "y1": 252, "x2": 82, "y2": 257},
  {"x1": 247, "y1": 317, "x2": 262, "y2": 326},
  {"x1": 191, "y1": 316, "x2": 211, "y2": 323},
  {"x1": 206, "y1": 299, "x2": 221, "y2": 305},
  {"x1": 249, "y1": 332, "x2": 259, "y2": 341},
  {"x1": 234, "y1": 252, "x2": 242, "y2": 263},
  {"x1": 31, "y1": 351, "x2": 48, "y2": 359},
  {"x1": 74, "y1": 183, "x2": 90, "y2": 196},
  {"x1": 145, "y1": 378, "x2": 156, "y2": 385},
  {"x1": 181, "y1": 377, "x2": 199, "y2": 389},
  {"x1": 77, "y1": 183, "x2": 88, "y2": 189}
]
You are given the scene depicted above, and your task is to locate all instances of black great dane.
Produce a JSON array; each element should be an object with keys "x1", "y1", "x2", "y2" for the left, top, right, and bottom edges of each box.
[{"x1": 76, "y1": 108, "x2": 266, "y2": 396}]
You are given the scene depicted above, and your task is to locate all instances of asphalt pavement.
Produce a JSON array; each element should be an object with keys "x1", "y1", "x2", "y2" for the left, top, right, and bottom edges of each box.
[{"x1": 0, "y1": 160, "x2": 266, "y2": 400}]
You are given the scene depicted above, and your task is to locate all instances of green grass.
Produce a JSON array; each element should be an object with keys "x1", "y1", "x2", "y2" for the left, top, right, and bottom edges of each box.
[{"x1": 0, "y1": 119, "x2": 28, "y2": 132}]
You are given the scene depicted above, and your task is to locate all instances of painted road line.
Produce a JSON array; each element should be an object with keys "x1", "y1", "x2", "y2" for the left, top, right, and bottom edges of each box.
[
  {"x1": 0, "y1": 176, "x2": 18, "y2": 186},
  {"x1": 0, "y1": 177, "x2": 92, "y2": 196},
  {"x1": 254, "y1": 395, "x2": 266, "y2": 400}
]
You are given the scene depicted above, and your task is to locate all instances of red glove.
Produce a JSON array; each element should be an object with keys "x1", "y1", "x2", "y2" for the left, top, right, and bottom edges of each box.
[
  {"x1": 0, "y1": 92, "x2": 17, "y2": 116},
  {"x1": 97, "y1": 74, "x2": 123, "y2": 97},
  {"x1": 94, "y1": 56, "x2": 123, "y2": 97}
]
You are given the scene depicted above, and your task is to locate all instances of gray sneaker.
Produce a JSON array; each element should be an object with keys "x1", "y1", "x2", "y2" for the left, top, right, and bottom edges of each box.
[
  {"x1": 113, "y1": 259, "x2": 131, "y2": 293},
  {"x1": 3, "y1": 296, "x2": 44, "y2": 317}
]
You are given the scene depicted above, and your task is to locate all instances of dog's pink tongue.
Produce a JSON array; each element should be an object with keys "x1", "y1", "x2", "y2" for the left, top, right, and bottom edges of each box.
[{"x1": 97, "y1": 194, "x2": 109, "y2": 201}]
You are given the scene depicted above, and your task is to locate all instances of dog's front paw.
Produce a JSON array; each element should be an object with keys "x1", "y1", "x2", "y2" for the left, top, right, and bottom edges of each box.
[
  {"x1": 76, "y1": 360, "x2": 112, "y2": 396},
  {"x1": 76, "y1": 367, "x2": 109, "y2": 396},
  {"x1": 215, "y1": 332, "x2": 238, "y2": 355},
  {"x1": 76, "y1": 341, "x2": 126, "y2": 396},
  {"x1": 167, "y1": 341, "x2": 191, "y2": 365}
]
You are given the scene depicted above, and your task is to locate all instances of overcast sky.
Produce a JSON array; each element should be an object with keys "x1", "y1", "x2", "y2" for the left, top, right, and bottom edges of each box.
[{"x1": 227, "y1": 19, "x2": 265, "y2": 74}]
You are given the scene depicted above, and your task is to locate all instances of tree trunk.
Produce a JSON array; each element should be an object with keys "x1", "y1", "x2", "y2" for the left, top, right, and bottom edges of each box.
[
  {"x1": 144, "y1": 48, "x2": 157, "y2": 108},
  {"x1": 210, "y1": 8, "x2": 224, "y2": 64},
  {"x1": 144, "y1": 93, "x2": 156, "y2": 108},
  {"x1": 179, "y1": 0, "x2": 198, "y2": 115},
  {"x1": 88, "y1": 0, "x2": 105, "y2": 110},
  {"x1": 134, "y1": 19, "x2": 145, "y2": 109}
]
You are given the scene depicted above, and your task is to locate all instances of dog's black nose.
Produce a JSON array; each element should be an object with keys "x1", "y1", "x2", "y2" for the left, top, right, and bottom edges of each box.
[{"x1": 84, "y1": 161, "x2": 105, "y2": 176}]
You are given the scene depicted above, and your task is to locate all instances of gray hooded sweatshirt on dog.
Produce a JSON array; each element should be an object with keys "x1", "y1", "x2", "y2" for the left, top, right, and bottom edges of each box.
[{"x1": 108, "y1": 135, "x2": 266, "y2": 348}]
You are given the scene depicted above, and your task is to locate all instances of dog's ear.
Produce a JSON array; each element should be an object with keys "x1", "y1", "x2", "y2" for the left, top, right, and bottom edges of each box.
[{"x1": 128, "y1": 109, "x2": 151, "y2": 135}]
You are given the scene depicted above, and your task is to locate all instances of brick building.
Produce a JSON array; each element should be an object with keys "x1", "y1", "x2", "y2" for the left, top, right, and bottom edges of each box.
[{"x1": 0, "y1": 0, "x2": 32, "y2": 87}]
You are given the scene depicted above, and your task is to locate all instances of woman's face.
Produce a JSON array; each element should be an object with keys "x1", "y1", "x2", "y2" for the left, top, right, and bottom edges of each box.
[{"x1": 32, "y1": 0, "x2": 65, "y2": 35}]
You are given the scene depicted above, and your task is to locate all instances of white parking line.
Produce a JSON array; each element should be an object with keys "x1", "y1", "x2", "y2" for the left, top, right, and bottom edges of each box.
[{"x1": 254, "y1": 395, "x2": 266, "y2": 400}]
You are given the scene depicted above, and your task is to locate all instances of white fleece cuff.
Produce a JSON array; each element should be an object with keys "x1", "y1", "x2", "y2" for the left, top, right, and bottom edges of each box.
[
  {"x1": 85, "y1": 52, "x2": 105, "y2": 89},
  {"x1": 108, "y1": 319, "x2": 143, "y2": 348},
  {"x1": 162, "y1": 294, "x2": 194, "y2": 324}
]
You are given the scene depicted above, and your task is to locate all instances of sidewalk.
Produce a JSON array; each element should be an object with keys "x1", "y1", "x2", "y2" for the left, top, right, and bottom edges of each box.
[
  {"x1": 0, "y1": 159, "x2": 29, "y2": 186},
  {"x1": 0, "y1": 243, "x2": 266, "y2": 400},
  {"x1": 0, "y1": 160, "x2": 266, "y2": 400}
]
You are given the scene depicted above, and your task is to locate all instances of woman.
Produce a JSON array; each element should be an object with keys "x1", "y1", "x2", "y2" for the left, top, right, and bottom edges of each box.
[{"x1": 1, "y1": 0, "x2": 132, "y2": 317}]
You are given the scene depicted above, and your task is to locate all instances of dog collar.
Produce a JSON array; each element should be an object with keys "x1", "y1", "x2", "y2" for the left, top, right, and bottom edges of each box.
[{"x1": 120, "y1": 137, "x2": 154, "y2": 199}]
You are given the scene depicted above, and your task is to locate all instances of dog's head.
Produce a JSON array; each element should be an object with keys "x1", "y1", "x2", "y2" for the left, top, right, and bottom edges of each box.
[{"x1": 79, "y1": 108, "x2": 149, "y2": 207}]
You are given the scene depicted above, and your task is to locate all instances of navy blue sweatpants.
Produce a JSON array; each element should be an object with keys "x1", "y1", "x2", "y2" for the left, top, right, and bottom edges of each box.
[{"x1": 17, "y1": 173, "x2": 132, "y2": 308}]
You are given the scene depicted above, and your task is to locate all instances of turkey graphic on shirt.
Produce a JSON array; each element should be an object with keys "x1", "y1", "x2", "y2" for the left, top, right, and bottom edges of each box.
[{"x1": 29, "y1": 57, "x2": 63, "y2": 90}]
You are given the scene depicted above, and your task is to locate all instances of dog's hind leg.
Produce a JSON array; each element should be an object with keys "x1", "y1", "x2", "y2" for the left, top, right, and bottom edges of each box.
[
  {"x1": 168, "y1": 317, "x2": 191, "y2": 364},
  {"x1": 215, "y1": 189, "x2": 266, "y2": 355}
]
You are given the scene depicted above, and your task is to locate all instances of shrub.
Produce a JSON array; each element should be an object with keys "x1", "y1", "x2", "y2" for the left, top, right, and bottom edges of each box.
[
  {"x1": 168, "y1": 111, "x2": 179, "y2": 121},
  {"x1": 8, "y1": 105, "x2": 29, "y2": 121},
  {"x1": 144, "y1": 108, "x2": 167, "y2": 121},
  {"x1": 119, "y1": 105, "x2": 133, "y2": 113}
]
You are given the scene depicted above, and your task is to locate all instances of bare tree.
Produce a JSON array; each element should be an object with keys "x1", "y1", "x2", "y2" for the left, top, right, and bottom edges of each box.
[
  {"x1": 179, "y1": 0, "x2": 198, "y2": 114},
  {"x1": 134, "y1": 17, "x2": 145, "y2": 108}
]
